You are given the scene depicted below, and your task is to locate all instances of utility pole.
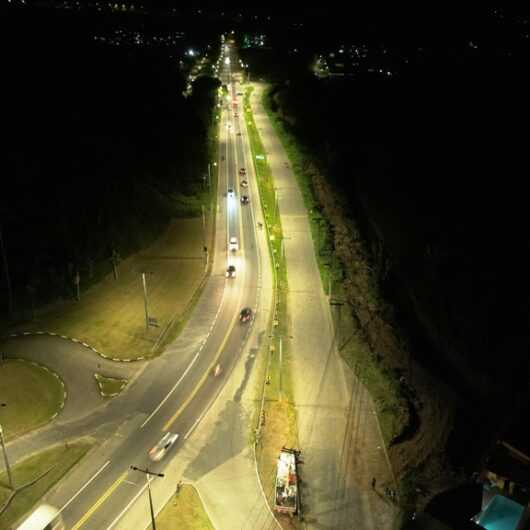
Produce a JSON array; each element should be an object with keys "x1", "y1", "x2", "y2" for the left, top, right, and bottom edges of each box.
[
  {"x1": 279, "y1": 336, "x2": 283, "y2": 401},
  {"x1": 130, "y1": 466, "x2": 164, "y2": 530},
  {"x1": 0, "y1": 226, "x2": 13, "y2": 319},
  {"x1": 312, "y1": 218, "x2": 322, "y2": 256},
  {"x1": 0, "y1": 405, "x2": 14, "y2": 490},
  {"x1": 141, "y1": 272, "x2": 149, "y2": 331},
  {"x1": 201, "y1": 205, "x2": 207, "y2": 250}
]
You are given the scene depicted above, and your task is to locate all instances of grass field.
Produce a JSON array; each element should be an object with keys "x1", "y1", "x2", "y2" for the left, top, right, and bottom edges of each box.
[
  {"x1": 0, "y1": 359, "x2": 64, "y2": 441},
  {"x1": 0, "y1": 440, "x2": 93, "y2": 529},
  {"x1": 15, "y1": 218, "x2": 207, "y2": 360},
  {"x1": 156, "y1": 484, "x2": 213, "y2": 530}
]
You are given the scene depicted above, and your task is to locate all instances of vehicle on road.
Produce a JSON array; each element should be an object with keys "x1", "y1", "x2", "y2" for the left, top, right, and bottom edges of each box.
[
  {"x1": 226, "y1": 264, "x2": 236, "y2": 278},
  {"x1": 239, "y1": 307, "x2": 253, "y2": 323},
  {"x1": 17, "y1": 503, "x2": 65, "y2": 530},
  {"x1": 227, "y1": 187, "x2": 235, "y2": 198},
  {"x1": 213, "y1": 363, "x2": 222, "y2": 377},
  {"x1": 229, "y1": 236, "x2": 239, "y2": 251},
  {"x1": 234, "y1": 113, "x2": 238, "y2": 117},
  {"x1": 149, "y1": 432, "x2": 179, "y2": 462},
  {"x1": 240, "y1": 195, "x2": 249, "y2": 204},
  {"x1": 236, "y1": 132, "x2": 242, "y2": 136},
  {"x1": 239, "y1": 167, "x2": 246, "y2": 176},
  {"x1": 240, "y1": 179, "x2": 248, "y2": 188}
]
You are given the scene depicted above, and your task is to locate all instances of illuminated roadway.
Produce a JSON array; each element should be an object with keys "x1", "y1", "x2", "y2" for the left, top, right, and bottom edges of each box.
[{"x1": 11, "y1": 42, "x2": 272, "y2": 529}]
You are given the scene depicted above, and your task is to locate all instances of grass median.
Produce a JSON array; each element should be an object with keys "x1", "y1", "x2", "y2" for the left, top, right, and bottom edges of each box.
[
  {"x1": 0, "y1": 359, "x2": 64, "y2": 441},
  {"x1": 0, "y1": 440, "x2": 93, "y2": 529},
  {"x1": 156, "y1": 484, "x2": 213, "y2": 530},
  {"x1": 244, "y1": 84, "x2": 302, "y2": 528}
]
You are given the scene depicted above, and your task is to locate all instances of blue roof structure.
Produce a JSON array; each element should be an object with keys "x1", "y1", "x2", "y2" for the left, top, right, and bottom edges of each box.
[{"x1": 478, "y1": 495, "x2": 525, "y2": 530}]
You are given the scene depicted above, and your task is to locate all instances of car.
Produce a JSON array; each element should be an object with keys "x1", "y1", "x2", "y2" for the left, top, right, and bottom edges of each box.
[
  {"x1": 239, "y1": 307, "x2": 253, "y2": 323},
  {"x1": 234, "y1": 113, "x2": 239, "y2": 117},
  {"x1": 226, "y1": 264, "x2": 236, "y2": 278},
  {"x1": 149, "y1": 432, "x2": 179, "y2": 462},
  {"x1": 229, "y1": 236, "x2": 239, "y2": 251},
  {"x1": 227, "y1": 187, "x2": 235, "y2": 198},
  {"x1": 239, "y1": 167, "x2": 246, "y2": 176},
  {"x1": 240, "y1": 179, "x2": 248, "y2": 188},
  {"x1": 236, "y1": 132, "x2": 242, "y2": 136},
  {"x1": 240, "y1": 195, "x2": 249, "y2": 204}
]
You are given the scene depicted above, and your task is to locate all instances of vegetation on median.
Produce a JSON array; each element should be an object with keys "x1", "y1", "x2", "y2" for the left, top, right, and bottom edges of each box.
[
  {"x1": 0, "y1": 359, "x2": 64, "y2": 441},
  {"x1": 244, "y1": 85, "x2": 302, "y2": 529},
  {"x1": 156, "y1": 484, "x2": 214, "y2": 530},
  {"x1": 0, "y1": 440, "x2": 93, "y2": 529}
]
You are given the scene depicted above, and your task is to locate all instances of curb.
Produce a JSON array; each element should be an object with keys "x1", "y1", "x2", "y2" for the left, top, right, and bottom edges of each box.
[
  {"x1": 94, "y1": 373, "x2": 128, "y2": 398},
  {"x1": 3, "y1": 331, "x2": 143, "y2": 363}
]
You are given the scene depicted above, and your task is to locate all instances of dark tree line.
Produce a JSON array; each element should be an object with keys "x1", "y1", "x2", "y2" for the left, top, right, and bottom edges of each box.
[
  {"x1": 263, "y1": 9, "x2": 530, "y2": 462},
  {"x1": 2, "y1": 7, "x2": 220, "y2": 318}
]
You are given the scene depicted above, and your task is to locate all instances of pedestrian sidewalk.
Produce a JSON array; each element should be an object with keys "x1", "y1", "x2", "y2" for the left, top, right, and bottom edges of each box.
[{"x1": 250, "y1": 83, "x2": 399, "y2": 529}]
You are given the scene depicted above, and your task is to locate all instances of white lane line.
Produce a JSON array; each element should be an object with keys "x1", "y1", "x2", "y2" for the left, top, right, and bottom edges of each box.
[
  {"x1": 140, "y1": 348, "x2": 202, "y2": 429},
  {"x1": 106, "y1": 480, "x2": 148, "y2": 530},
  {"x1": 59, "y1": 460, "x2": 111, "y2": 514}
]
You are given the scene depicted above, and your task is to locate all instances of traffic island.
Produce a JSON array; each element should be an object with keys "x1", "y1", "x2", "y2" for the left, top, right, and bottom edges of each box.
[
  {"x1": 94, "y1": 373, "x2": 128, "y2": 397},
  {"x1": 0, "y1": 359, "x2": 65, "y2": 441},
  {"x1": 156, "y1": 483, "x2": 214, "y2": 530}
]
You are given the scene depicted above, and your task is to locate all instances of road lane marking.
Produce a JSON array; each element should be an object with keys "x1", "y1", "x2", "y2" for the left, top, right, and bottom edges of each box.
[
  {"x1": 163, "y1": 268, "x2": 242, "y2": 432},
  {"x1": 71, "y1": 470, "x2": 128, "y2": 530},
  {"x1": 106, "y1": 480, "x2": 148, "y2": 530},
  {"x1": 59, "y1": 460, "x2": 111, "y2": 514},
  {"x1": 140, "y1": 349, "x2": 201, "y2": 428}
]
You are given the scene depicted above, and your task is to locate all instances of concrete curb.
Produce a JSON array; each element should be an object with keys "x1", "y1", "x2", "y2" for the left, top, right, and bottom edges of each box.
[
  {"x1": 3, "y1": 331, "x2": 143, "y2": 363},
  {"x1": 93, "y1": 373, "x2": 128, "y2": 398}
]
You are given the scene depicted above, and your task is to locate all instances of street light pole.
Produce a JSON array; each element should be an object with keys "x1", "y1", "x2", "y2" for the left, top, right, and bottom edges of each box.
[
  {"x1": 0, "y1": 405, "x2": 14, "y2": 490},
  {"x1": 141, "y1": 272, "x2": 149, "y2": 331},
  {"x1": 130, "y1": 466, "x2": 164, "y2": 530},
  {"x1": 0, "y1": 226, "x2": 13, "y2": 319}
]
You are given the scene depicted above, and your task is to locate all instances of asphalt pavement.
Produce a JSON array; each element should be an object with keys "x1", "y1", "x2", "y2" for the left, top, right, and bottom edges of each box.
[{"x1": 3, "y1": 44, "x2": 277, "y2": 530}]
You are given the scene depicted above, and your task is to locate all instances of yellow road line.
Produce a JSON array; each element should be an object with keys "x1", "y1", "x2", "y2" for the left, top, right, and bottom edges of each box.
[
  {"x1": 163, "y1": 75, "x2": 248, "y2": 434},
  {"x1": 163, "y1": 306, "x2": 240, "y2": 431},
  {"x1": 71, "y1": 470, "x2": 128, "y2": 530}
]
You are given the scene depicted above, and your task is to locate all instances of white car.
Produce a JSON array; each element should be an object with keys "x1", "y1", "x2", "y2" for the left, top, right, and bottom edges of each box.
[
  {"x1": 229, "y1": 236, "x2": 239, "y2": 251},
  {"x1": 149, "y1": 432, "x2": 179, "y2": 462},
  {"x1": 227, "y1": 188, "x2": 235, "y2": 198}
]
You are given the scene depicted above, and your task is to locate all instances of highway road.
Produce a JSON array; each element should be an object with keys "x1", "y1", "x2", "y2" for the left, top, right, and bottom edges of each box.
[{"x1": 7, "y1": 42, "x2": 271, "y2": 530}]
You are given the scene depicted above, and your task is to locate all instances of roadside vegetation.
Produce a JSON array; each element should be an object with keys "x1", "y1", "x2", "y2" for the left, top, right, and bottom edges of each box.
[
  {"x1": 2, "y1": 9, "x2": 221, "y2": 361},
  {"x1": 156, "y1": 484, "x2": 214, "y2": 530},
  {"x1": 0, "y1": 359, "x2": 64, "y2": 440},
  {"x1": 243, "y1": 85, "x2": 302, "y2": 529},
  {"x1": 0, "y1": 440, "x2": 93, "y2": 529}
]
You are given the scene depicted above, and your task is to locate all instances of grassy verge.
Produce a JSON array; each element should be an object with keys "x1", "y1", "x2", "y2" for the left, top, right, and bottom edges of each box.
[
  {"x1": 156, "y1": 484, "x2": 214, "y2": 530},
  {"x1": 244, "y1": 86, "x2": 302, "y2": 529},
  {"x1": 8, "y1": 118, "x2": 220, "y2": 362},
  {"x1": 261, "y1": 87, "x2": 404, "y2": 446},
  {"x1": 0, "y1": 440, "x2": 93, "y2": 529},
  {"x1": 0, "y1": 359, "x2": 64, "y2": 441},
  {"x1": 94, "y1": 373, "x2": 127, "y2": 397}
]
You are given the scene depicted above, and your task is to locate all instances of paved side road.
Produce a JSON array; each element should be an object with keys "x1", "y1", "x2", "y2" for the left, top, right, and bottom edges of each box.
[{"x1": 250, "y1": 83, "x2": 399, "y2": 529}]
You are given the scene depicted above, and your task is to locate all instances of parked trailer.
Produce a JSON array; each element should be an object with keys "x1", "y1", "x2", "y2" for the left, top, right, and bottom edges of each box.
[{"x1": 274, "y1": 448, "x2": 300, "y2": 515}]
